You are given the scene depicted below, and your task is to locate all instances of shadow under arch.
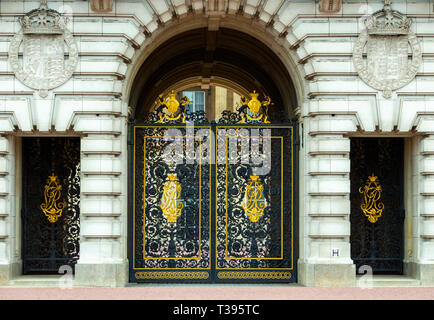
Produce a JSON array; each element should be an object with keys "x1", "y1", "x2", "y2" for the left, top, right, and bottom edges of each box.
[{"x1": 127, "y1": 25, "x2": 301, "y2": 122}]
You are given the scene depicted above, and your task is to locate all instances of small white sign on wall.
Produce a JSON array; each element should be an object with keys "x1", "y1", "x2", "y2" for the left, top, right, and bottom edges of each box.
[{"x1": 331, "y1": 248, "x2": 340, "y2": 257}]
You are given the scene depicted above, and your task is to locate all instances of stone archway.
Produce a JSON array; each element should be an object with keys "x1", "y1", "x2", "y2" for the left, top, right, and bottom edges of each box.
[
  {"x1": 125, "y1": 11, "x2": 304, "y2": 284},
  {"x1": 128, "y1": 27, "x2": 300, "y2": 120},
  {"x1": 123, "y1": 13, "x2": 306, "y2": 120}
]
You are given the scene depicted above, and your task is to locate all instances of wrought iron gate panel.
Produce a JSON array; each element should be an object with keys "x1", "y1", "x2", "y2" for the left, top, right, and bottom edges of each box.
[
  {"x1": 215, "y1": 126, "x2": 295, "y2": 282},
  {"x1": 130, "y1": 124, "x2": 295, "y2": 282},
  {"x1": 22, "y1": 137, "x2": 80, "y2": 274},
  {"x1": 129, "y1": 90, "x2": 296, "y2": 283},
  {"x1": 350, "y1": 138, "x2": 404, "y2": 274},
  {"x1": 132, "y1": 125, "x2": 213, "y2": 281}
]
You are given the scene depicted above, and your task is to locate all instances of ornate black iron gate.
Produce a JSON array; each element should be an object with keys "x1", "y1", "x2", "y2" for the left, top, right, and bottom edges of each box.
[
  {"x1": 350, "y1": 138, "x2": 404, "y2": 274},
  {"x1": 22, "y1": 137, "x2": 80, "y2": 274},
  {"x1": 129, "y1": 91, "x2": 296, "y2": 282}
]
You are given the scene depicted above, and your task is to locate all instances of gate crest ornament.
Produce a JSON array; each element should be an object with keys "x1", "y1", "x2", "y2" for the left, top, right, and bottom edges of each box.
[
  {"x1": 154, "y1": 90, "x2": 190, "y2": 123},
  {"x1": 9, "y1": 0, "x2": 78, "y2": 98},
  {"x1": 359, "y1": 174, "x2": 384, "y2": 223},
  {"x1": 237, "y1": 91, "x2": 272, "y2": 124},
  {"x1": 353, "y1": 0, "x2": 422, "y2": 99}
]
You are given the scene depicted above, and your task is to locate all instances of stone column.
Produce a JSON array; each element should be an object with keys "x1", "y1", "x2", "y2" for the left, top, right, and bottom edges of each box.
[
  {"x1": 74, "y1": 129, "x2": 128, "y2": 287},
  {"x1": 414, "y1": 135, "x2": 434, "y2": 284},
  {"x1": 298, "y1": 116, "x2": 355, "y2": 286},
  {"x1": 0, "y1": 136, "x2": 14, "y2": 285}
]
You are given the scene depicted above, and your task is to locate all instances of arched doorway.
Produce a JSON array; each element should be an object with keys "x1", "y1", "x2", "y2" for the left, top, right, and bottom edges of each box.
[{"x1": 128, "y1": 25, "x2": 299, "y2": 283}]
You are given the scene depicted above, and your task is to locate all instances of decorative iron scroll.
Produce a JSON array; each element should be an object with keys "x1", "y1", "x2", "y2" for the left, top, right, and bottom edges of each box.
[
  {"x1": 359, "y1": 174, "x2": 384, "y2": 223},
  {"x1": 132, "y1": 126, "x2": 212, "y2": 274},
  {"x1": 215, "y1": 127, "x2": 294, "y2": 273},
  {"x1": 40, "y1": 174, "x2": 65, "y2": 223}
]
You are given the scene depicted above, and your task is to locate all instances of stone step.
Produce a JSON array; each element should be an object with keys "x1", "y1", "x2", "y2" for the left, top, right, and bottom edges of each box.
[
  {"x1": 356, "y1": 275, "x2": 421, "y2": 287},
  {"x1": 10, "y1": 275, "x2": 67, "y2": 287}
]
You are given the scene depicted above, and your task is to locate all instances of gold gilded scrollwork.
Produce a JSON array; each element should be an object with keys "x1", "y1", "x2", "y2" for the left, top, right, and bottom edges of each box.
[
  {"x1": 159, "y1": 173, "x2": 184, "y2": 223},
  {"x1": 359, "y1": 174, "x2": 384, "y2": 223},
  {"x1": 241, "y1": 175, "x2": 267, "y2": 223},
  {"x1": 217, "y1": 271, "x2": 292, "y2": 280},
  {"x1": 40, "y1": 174, "x2": 65, "y2": 223},
  {"x1": 154, "y1": 90, "x2": 189, "y2": 123},
  {"x1": 238, "y1": 91, "x2": 272, "y2": 124}
]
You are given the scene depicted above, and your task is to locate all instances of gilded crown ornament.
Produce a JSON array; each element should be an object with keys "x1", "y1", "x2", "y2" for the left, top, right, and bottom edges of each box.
[
  {"x1": 359, "y1": 174, "x2": 384, "y2": 223},
  {"x1": 237, "y1": 91, "x2": 272, "y2": 124},
  {"x1": 8, "y1": 0, "x2": 79, "y2": 98},
  {"x1": 40, "y1": 174, "x2": 65, "y2": 223},
  {"x1": 241, "y1": 175, "x2": 268, "y2": 223},
  {"x1": 353, "y1": 0, "x2": 422, "y2": 99},
  {"x1": 154, "y1": 90, "x2": 190, "y2": 123}
]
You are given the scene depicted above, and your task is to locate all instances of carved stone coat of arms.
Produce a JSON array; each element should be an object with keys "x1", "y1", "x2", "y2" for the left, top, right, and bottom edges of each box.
[
  {"x1": 9, "y1": 1, "x2": 78, "y2": 98},
  {"x1": 353, "y1": 1, "x2": 422, "y2": 99}
]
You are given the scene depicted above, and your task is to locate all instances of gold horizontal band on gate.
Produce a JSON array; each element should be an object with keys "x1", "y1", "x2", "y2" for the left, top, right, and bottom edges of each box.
[
  {"x1": 217, "y1": 271, "x2": 292, "y2": 280},
  {"x1": 135, "y1": 271, "x2": 209, "y2": 280}
]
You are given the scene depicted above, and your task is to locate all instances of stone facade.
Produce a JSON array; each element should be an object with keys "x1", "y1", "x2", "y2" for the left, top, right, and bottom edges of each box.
[{"x1": 0, "y1": 0, "x2": 433, "y2": 287}]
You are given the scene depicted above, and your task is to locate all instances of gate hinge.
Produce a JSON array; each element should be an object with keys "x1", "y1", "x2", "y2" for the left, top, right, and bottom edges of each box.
[{"x1": 294, "y1": 140, "x2": 300, "y2": 146}]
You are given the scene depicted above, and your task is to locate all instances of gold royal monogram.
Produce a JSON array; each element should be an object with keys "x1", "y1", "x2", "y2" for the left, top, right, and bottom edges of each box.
[
  {"x1": 159, "y1": 173, "x2": 184, "y2": 223},
  {"x1": 241, "y1": 175, "x2": 267, "y2": 223},
  {"x1": 359, "y1": 174, "x2": 385, "y2": 223},
  {"x1": 40, "y1": 174, "x2": 65, "y2": 223},
  {"x1": 238, "y1": 91, "x2": 272, "y2": 124}
]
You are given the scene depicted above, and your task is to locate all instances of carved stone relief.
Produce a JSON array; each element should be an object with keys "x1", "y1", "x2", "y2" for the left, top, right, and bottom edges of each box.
[
  {"x1": 8, "y1": 1, "x2": 78, "y2": 98},
  {"x1": 353, "y1": 0, "x2": 422, "y2": 99}
]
